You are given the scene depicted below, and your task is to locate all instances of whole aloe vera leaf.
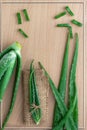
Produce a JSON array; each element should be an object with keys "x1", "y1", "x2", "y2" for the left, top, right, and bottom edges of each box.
[
  {"x1": 29, "y1": 61, "x2": 41, "y2": 125},
  {"x1": 68, "y1": 33, "x2": 79, "y2": 129},
  {"x1": 1, "y1": 44, "x2": 22, "y2": 130},
  {"x1": 53, "y1": 33, "x2": 70, "y2": 129},
  {"x1": 39, "y1": 62, "x2": 77, "y2": 130}
]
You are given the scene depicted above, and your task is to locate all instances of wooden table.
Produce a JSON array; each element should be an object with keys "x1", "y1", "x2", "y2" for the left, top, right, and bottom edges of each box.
[{"x1": 0, "y1": 0, "x2": 86, "y2": 130}]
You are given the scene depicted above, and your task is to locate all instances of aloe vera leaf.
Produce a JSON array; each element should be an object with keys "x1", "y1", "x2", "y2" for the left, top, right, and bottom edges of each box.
[
  {"x1": 53, "y1": 82, "x2": 77, "y2": 130},
  {"x1": 18, "y1": 29, "x2": 28, "y2": 38},
  {"x1": 17, "y1": 12, "x2": 22, "y2": 24},
  {"x1": 0, "y1": 42, "x2": 21, "y2": 59},
  {"x1": 0, "y1": 51, "x2": 16, "y2": 80},
  {"x1": 57, "y1": 23, "x2": 70, "y2": 27},
  {"x1": 33, "y1": 69, "x2": 41, "y2": 123},
  {"x1": 54, "y1": 11, "x2": 66, "y2": 19},
  {"x1": 23, "y1": 9, "x2": 30, "y2": 21},
  {"x1": 30, "y1": 71, "x2": 41, "y2": 124},
  {"x1": 29, "y1": 60, "x2": 35, "y2": 104},
  {"x1": 53, "y1": 33, "x2": 78, "y2": 130},
  {"x1": 65, "y1": 6, "x2": 74, "y2": 16},
  {"x1": 53, "y1": 33, "x2": 70, "y2": 129},
  {"x1": 59, "y1": 33, "x2": 70, "y2": 99},
  {"x1": 71, "y1": 19, "x2": 82, "y2": 27},
  {"x1": 29, "y1": 70, "x2": 37, "y2": 123},
  {"x1": 68, "y1": 33, "x2": 79, "y2": 128},
  {"x1": 1, "y1": 47, "x2": 22, "y2": 130},
  {"x1": 39, "y1": 62, "x2": 77, "y2": 130},
  {"x1": 69, "y1": 26, "x2": 73, "y2": 39},
  {"x1": 29, "y1": 61, "x2": 41, "y2": 125},
  {"x1": 0, "y1": 56, "x2": 17, "y2": 102}
]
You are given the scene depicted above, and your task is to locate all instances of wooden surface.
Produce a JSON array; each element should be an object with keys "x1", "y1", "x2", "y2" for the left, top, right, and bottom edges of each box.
[{"x1": 0, "y1": 0, "x2": 86, "y2": 129}]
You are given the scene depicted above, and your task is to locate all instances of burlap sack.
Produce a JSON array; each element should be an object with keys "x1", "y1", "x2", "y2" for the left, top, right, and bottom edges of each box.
[{"x1": 22, "y1": 69, "x2": 49, "y2": 126}]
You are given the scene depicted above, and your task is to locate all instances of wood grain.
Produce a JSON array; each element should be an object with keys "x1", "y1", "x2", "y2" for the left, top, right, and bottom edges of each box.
[
  {"x1": 1, "y1": 0, "x2": 85, "y2": 3},
  {"x1": 85, "y1": 1, "x2": 87, "y2": 130},
  {"x1": 0, "y1": 1, "x2": 85, "y2": 129}
]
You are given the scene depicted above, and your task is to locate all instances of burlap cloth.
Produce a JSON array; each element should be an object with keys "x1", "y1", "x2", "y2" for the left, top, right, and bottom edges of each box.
[{"x1": 22, "y1": 69, "x2": 50, "y2": 126}]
